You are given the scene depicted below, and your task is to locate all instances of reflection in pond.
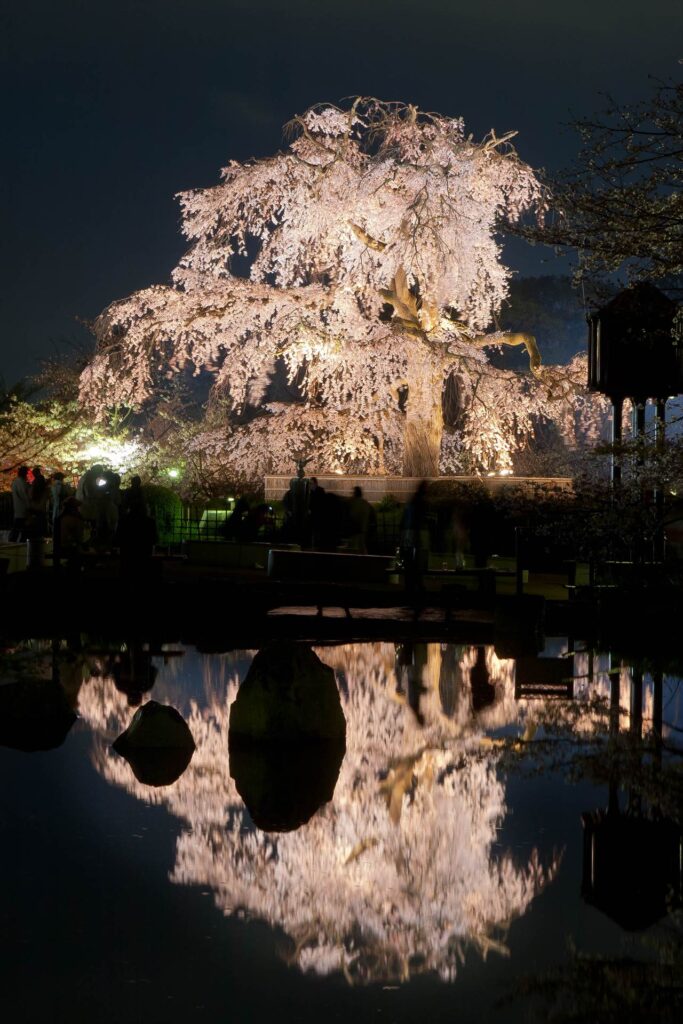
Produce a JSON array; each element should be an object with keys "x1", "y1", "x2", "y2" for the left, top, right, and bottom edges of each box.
[
  {"x1": 582, "y1": 809, "x2": 682, "y2": 931},
  {"x1": 579, "y1": 664, "x2": 682, "y2": 932},
  {"x1": 113, "y1": 700, "x2": 196, "y2": 787},
  {"x1": 101, "y1": 642, "x2": 158, "y2": 707},
  {"x1": 0, "y1": 677, "x2": 77, "y2": 752},
  {"x1": 4, "y1": 635, "x2": 682, "y2": 999},
  {"x1": 79, "y1": 642, "x2": 558, "y2": 982},
  {"x1": 229, "y1": 641, "x2": 345, "y2": 831},
  {"x1": 229, "y1": 738, "x2": 346, "y2": 833}
]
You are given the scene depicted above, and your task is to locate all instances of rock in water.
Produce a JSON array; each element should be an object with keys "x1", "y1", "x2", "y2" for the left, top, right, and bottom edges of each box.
[
  {"x1": 228, "y1": 642, "x2": 346, "y2": 742},
  {"x1": 0, "y1": 679, "x2": 77, "y2": 752},
  {"x1": 229, "y1": 643, "x2": 346, "y2": 831},
  {"x1": 113, "y1": 700, "x2": 195, "y2": 787},
  {"x1": 229, "y1": 739, "x2": 345, "y2": 833}
]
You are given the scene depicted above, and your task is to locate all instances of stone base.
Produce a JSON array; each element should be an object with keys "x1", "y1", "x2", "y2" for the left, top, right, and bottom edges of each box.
[{"x1": 265, "y1": 474, "x2": 573, "y2": 504}]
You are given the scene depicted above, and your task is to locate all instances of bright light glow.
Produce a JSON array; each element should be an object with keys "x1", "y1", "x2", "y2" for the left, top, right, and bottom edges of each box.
[
  {"x1": 77, "y1": 439, "x2": 144, "y2": 476},
  {"x1": 167, "y1": 468, "x2": 180, "y2": 479}
]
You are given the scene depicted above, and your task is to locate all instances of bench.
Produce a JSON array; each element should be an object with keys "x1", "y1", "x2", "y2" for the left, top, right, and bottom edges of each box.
[
  {"x1": 267, "y1": 548, "x2": 396, "y2": 616},
  {"x1": 425, "y1": 566, "x2": 519, "y2": 599},
  {"x1": 181, "y1": 540, "x2": 279, "y2": 569},
  {"x1": 267, "y1": 548, "x2": 394, "y2": 584}
]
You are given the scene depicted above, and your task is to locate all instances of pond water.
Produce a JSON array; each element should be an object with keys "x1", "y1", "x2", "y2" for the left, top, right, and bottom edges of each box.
[{"x1": 0, "y1": 638, "x2": 681, "y2": 1023}]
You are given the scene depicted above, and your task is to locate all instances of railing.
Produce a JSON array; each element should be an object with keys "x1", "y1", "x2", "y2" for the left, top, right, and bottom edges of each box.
[
  {"x1": 154, "y1": 509, "x2": 403, "y2": 552},
  {"x1": 154, "y1": 508, "x2": 285, "y2": 548}
]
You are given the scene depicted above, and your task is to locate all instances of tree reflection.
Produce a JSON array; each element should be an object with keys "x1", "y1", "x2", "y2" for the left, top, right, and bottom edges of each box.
[
  {"x1": 77, "y1": 641, "x2": 556, "y2": 983},
  {"x1": 6, "y1": 633, "x2": 681, "y2": 996}
]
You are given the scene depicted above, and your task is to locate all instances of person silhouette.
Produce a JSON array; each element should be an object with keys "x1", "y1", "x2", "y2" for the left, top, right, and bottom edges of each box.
[{"x1": 9, "y1": 466, "x2": 30, "y2": 541}]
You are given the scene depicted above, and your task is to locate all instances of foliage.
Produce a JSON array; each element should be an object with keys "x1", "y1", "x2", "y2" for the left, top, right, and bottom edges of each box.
[
  {"x1": 0, "y1": 352, "x2": 151, "y2": 488},
  {"x1": 375, "y1": 493, "x2": 402, "y2": 513},
  {"x1": 80, "y1": 98, "x2": 599, "y2": 478},
  {"x1": 0, "y1": 394, "x2": 145, "y2": 487},
  {"x1": 140, "y1": 484, "x2": 182, "y2": 544}
]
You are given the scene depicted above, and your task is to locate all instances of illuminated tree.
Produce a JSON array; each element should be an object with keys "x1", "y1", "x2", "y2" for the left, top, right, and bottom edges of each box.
[
  {"x1": 80, "y1": 98, "x2": 576, "y2": 477},
  {"x1": 0, "y1": 394, "x2": 143, "y2": 481}
]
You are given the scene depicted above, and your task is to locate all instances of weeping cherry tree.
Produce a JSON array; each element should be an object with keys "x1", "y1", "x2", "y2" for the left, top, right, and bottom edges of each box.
[{"x1": 81, "y1": 98, "x2": 567, "y2": 477}]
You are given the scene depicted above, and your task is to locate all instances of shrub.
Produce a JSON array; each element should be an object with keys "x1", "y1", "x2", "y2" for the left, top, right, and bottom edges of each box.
[
  {"x1": 142, "y1": 484, "x2": 182, "y2": 544},
  {"x1": 376, "y1": 493, "x2": 401, "y2": 513}
]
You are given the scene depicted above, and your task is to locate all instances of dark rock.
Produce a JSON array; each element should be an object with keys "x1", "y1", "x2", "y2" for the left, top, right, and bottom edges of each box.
[
  {"x1": 113, "y1": 700, "x2": 195, "y2": 787},
  {"x1": 229, "y1": 736, "x2": 345, "y2": 833},
  {"x1": 582, "y1": 809, "x2": 683, "y2": 930},
  {"x1": 0, "y1": 679, "x2": 77, "y2": 752},
  {"x1": 494, "y1": 595, "x2": 545, "y2": 659},
  {"x1": 228, "y1": 643, "x2": 346, "y2": 831},
  {"x1": 229, "y1": 642, "x2": 346, "y2": 742}
]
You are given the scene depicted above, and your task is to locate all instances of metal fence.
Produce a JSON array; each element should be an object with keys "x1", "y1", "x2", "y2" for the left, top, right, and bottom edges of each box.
[
  {"x1": 154, "y1": 508, "x2": 403, "y2": 553},
  {"x1": 155, "y1": 508, "x2": 284, "y2": 547}
]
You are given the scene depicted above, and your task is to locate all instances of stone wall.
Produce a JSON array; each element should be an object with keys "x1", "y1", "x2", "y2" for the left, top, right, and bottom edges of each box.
[{"x1": 264, "y1": 475, "x2": 573, "y2": 504}]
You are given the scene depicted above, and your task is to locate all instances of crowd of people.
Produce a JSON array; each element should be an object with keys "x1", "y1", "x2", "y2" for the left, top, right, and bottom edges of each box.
[
  {"x1": 8, "y1": 464, "x2": 156, "y2": 570},
  {"x1": 282, "y1": 476, "x2": 377, "y2": 553},
  {"x1": 280, "y1": 474, "x2": 489, "y2": 598},
  {"x1": 7, "y1": 464, "x2": 486, "y2": 586}
]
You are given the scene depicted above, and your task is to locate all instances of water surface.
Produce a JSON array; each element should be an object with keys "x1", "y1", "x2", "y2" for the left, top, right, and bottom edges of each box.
[{"x1": 1, "y1": 639, "x2": 680, "y2": 1022}]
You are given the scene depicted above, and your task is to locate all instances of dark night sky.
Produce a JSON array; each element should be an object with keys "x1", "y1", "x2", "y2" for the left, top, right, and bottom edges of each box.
[{"x1": 1, "y1": 0, "x2": 681, "y2": 384}]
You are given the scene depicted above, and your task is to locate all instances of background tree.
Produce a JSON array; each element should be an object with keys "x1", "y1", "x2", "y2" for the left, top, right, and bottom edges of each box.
[
  {"x1": 529, "y1": 78, "x2": 682, "y2": 298},
  {"x1": 0, "y1": 353, "x2": 143, "y2": 485},
  {"x1": 81, "y1": 98, "x2": 584, "y2": 479}
]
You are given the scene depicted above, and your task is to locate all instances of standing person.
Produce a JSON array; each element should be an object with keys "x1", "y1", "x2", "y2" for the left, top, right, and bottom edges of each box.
[
  {"x1": 348, "y1": 486, "x2": 373, "y2": 553},
  {"x1": 55, "y1": 496, "x2": 85, "y2": 573},
  {"x1": 308, "y1": 477, "x2": 326, "y2": 549},
  {"x1": 118, "y1": 505, "x2": 158, "y2": 578},
  {"x1": 401, "y1": 480, "x2": 429, "y2": 600},
  {"x1": 121, "y1": 475, "x2": 146, "y2": 517},
  {"x1": 50, "y1": 472, "x2": 67, "y2": 532},
  {"x1": 469, "y1": 492, "x2": 495, "y2": 568},
  {"x1": 98, "y1": 471, "x2": 121, "y2": 549},
  {"x1": 28, "y1": 466, "x2": 49, "y2": 537},
  {"x1": 283, "y1": 471, "x2": 309, "y2": 545},
  {"x1": 9, "y1": 466, "x2": 30, "y2": 541},
  {"x1": 76, "y1": 464, "x2": 105, "y2": 540}
]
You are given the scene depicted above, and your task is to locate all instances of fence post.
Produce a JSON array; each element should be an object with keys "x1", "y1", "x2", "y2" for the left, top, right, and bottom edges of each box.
[{"x1": 514, "y1": 526, "x2": 524, "y2": 597}]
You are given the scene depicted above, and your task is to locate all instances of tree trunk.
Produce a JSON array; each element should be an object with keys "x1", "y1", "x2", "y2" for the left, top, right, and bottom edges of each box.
[{"x1": 402, "y1": 369, "x2": 443, "y2": 477}]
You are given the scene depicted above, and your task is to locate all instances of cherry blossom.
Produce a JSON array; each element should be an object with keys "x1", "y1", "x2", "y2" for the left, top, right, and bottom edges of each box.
[{"x1": 80, "y1": 99, "x2": 599, "y2": 476}]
